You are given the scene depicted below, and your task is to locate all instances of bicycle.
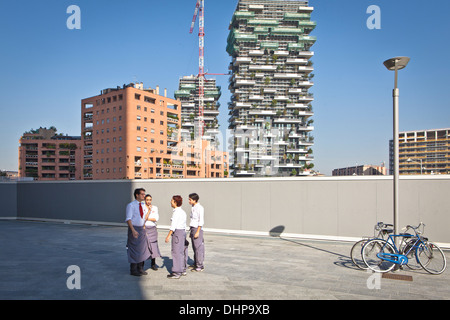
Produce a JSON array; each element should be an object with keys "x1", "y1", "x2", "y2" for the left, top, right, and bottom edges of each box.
[
  {"x1": 362, "y1": 223, "x2": 447, "y2": 275},
  {"x1": 350, "y1": 222, "x2": 393, "y2": 270}
]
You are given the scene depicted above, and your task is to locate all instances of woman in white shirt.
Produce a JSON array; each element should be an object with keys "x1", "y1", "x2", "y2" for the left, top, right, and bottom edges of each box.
[
  {"x1": 165, "y1": 195, "x2": 188, "y2": 279},
  {"x1": 144, "y1": 194, "x2": 161, "y2": 271}
]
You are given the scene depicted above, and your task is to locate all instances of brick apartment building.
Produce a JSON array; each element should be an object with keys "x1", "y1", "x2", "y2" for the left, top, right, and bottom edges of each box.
[
  {"x1": 18, "y1": 127, "x2": 83, "y2": 180},
  {"x1": 81, "y1": 83, "x2": 228, "y2": 180}
]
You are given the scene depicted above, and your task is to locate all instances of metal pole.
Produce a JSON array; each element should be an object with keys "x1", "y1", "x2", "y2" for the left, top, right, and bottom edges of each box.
[{"x1": 393, "y1": 64, "x2": 400, "y2": 246}]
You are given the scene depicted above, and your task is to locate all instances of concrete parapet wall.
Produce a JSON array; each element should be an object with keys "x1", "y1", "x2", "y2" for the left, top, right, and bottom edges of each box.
[{"x1": 1, "y1": 176, "x2": 449, "y2": 246}]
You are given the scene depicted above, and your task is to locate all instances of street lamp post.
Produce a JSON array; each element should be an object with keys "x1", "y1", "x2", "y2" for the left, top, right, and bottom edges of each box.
[
  {"x1": 406, "y1": 158, "x2": 423, "y2": 175},
  {"x1": 383, "y1": 56, "x2": 410, "y2": 245}
]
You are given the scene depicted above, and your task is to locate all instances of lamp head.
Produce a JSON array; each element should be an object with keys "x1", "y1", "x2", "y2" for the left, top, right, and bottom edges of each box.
[{"x1": 383, "y1": 57, "x2": 410, "y2": 71}]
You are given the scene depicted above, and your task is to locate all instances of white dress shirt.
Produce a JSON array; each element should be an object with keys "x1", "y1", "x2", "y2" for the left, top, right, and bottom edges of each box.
[
  {"x1": 125, "y1": 200, "x2": 147, "y2": 227},
  {"x1": 144, "y1": 205, "x2": 159, "y2": 228},
  {"x1": 190, "y1": 203, "x2": 204, "y2": 228},
  {"x1": 170, "y1": 206, "x2": 186, "y2": 231}
]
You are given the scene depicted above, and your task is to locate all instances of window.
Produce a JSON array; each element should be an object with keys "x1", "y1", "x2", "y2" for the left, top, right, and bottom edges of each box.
[{"x1": 137, "y1": 136, "x2": 141, "y2": 141}]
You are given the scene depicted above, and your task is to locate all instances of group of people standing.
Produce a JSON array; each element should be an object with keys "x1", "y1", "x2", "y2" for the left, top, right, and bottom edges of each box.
[{"x1": 125, "y1": 188, "x2": 205, "y2": 279}]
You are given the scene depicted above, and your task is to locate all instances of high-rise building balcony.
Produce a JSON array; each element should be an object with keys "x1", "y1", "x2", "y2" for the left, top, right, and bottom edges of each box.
[
  {"x1": 298, "y1": 66, "x2": 314, "y2": 73},
  {"x1": 286, "y1": 103, "x2": 309, "y2": 108},
  {"x1": 286, "y1": 58, "x2": 309, "y2": 65},
  {"x1": 274, "y1": 118, "x2": 303, "y2": 124},
  {"x1": 232, "y1": 102, "x2": 253, "y2": 110},
  {"x1": 274, "y1": 73, "x2": 302, "y2": 79},
  {"x1": 298, "y1": 95, "x2": 314, "y2": 102},
  {"x1": 248, "y1": 95, "x2": 264, "y2": 101},
  {"x1": 274, "y1": 50, "x2": 289, "y2": 56},
  {"x1": 284, "y1": 12, "x2": 311, "y2": 20},
  {"x1": 233, "y1": 57, "x2": 252, "y2": 65},
  {"x1": 298, "y1": 81, "x2": 314, "y2": 88},
  {"x1": 235, "y1": 79, "x2": 257, "y2": 87},
  {"x1": 249, "y1": 65, "x2": 277, "y2": 71},
  {"x1": 297, "y1": 51, "x2": 314, "y2": 58},
  {"x1": 248, "y1": 50, "x2": 265, "y2": 56},
  {"x1": 248, "y1": 110, "x2": 276, "y2": 116},
  {"x1": 203, "y1": 109, "x2": 220, "y2": 115},
  {"x1": 248, "y1": 19, "x2": 279, "y2": 26}
]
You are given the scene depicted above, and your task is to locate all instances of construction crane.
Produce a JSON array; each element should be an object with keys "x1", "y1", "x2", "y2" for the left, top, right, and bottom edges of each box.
[
  {"x1": 190, "y1": 0, "x2": 206, "y2": 137},
  {"x1": 189, "y1": 0, "x2": 228, "y2": 138}
]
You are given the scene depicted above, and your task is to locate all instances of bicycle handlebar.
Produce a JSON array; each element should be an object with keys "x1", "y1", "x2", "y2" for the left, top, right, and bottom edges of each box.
[
  {"x1": 375, "y1": 222, "x2": 393, "y2": 231},
  {"x1": 402, "y1": 222, "x2": 425, "y2": 235}
]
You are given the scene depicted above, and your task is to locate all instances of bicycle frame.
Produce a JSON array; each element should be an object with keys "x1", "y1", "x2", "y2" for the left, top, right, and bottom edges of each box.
[{"x1": 377, "y1": 231, "x2": 426, "y2": 266}]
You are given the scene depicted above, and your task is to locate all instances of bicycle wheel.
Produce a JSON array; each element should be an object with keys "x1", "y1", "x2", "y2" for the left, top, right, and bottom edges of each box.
[
  {"x1": 402, "y1": 238, "x2": 422, "y2": 270},
  {"x1": 362, "y1": 239, "x2": 396, "y2": 273},
  {"x1": 350, "y1": 239, "x2": 368, "y2": 270},
  {"x1": 417, "y1": 242, "x2": 447, "y2": 275}
]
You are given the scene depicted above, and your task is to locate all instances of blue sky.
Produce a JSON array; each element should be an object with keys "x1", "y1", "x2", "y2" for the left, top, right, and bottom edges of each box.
[{"x1": 0, "y1": 0, "x2": 449, "y2": 175}]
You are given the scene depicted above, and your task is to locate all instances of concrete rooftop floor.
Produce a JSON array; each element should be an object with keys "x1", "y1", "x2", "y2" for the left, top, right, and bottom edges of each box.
[{"x1": 0, "y1": 220, "x2": 449, "y2": 300}]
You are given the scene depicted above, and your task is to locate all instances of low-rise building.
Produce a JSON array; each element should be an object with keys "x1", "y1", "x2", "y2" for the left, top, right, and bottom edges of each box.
[
  {"x1": 332, "y1": 164, "x2": 387, "y2": 176},
  {"x1": 18, "y1": 127, "x2": 82, "y2": 180}
]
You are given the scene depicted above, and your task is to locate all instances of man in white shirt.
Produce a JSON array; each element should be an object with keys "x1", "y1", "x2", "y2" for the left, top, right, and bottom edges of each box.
[
  {"x1": 188, "y1": 193, "x2": 205, "y2": 272},
  {"x1": 125, "y1": 188, "x2": 151, "y2": 276}
]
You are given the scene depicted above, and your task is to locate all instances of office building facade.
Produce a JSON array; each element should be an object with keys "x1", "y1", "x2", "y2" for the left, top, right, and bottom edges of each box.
[
  {"x1": 226, "y1": 0, "x2": 316, "y2": 177},
  {"x1": 390, "y1": 128, "x2": 450, "y2": 175}
]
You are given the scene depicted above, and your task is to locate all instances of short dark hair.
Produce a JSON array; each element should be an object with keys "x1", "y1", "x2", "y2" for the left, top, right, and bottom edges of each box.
[
  {"x1": 145, "y1": 194, "x2": 152, "y2": 199},
  {"x1": 134, "y1": 188, "x2": 145, "y2": 199},
  {"x1": 189, "y1": 193, "x2": 199, "y2": 202},
  {"x1": 172, "y1": 195, "x2": 182, "y2": 207}
]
